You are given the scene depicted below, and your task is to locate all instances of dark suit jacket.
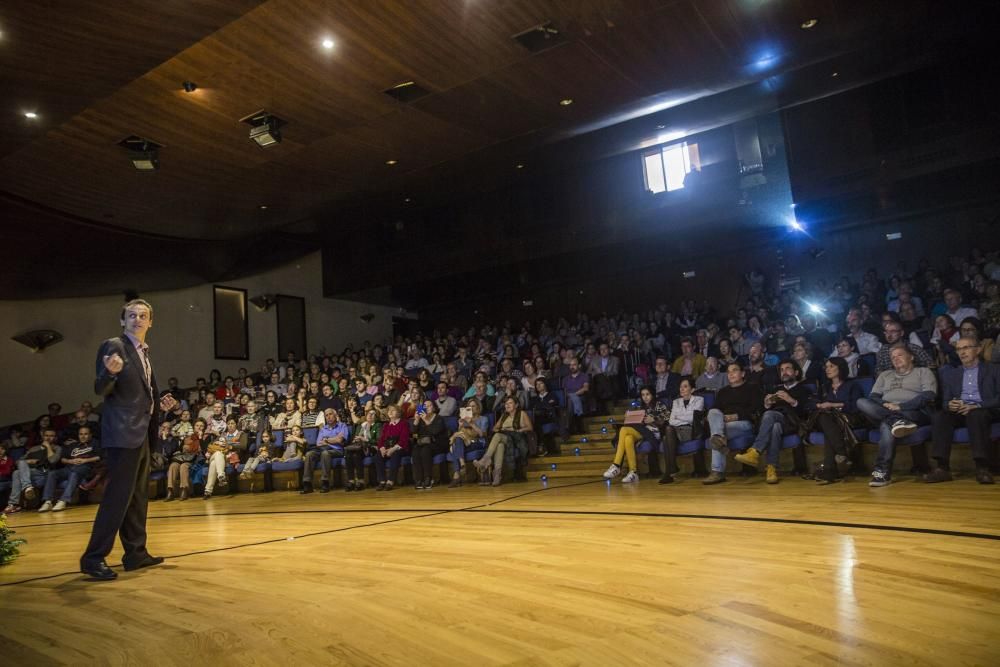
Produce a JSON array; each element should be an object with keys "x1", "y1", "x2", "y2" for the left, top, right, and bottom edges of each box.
[
  {"x1": 939, "y1": 361, "x2": 1000, "y2": 410},
  {"x1": 95, "y1": 334, "x2": 159, "y2": 449}
]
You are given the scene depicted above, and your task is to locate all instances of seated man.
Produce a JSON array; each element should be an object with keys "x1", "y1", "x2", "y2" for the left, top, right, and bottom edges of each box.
[
  {"x1": 561, "y1": 357, "x2": 591, "y2": 432},
  {"x1": 301, "y1": 408, "x2": 348, "y2": 494},
  {"x1": 671, "y1": 337, "x2": 706, "y2": 379},
  {"x1": 695, "y1": 357, "x2": 728, "y2": 392},
  {"x1": 857, "y1": 343, "x2": 938, "y2": 487},
  {"x1": 3, "y1": 428, "x2": 61, "y2": 513},
  {"x1": 39, "y1": 426, "x2": 101, "y2": 512},
  {"x1": 703, "y1": 362, "x2": 763, "y2": 485},
  {"x1": 432, "y1": 381, "x2": 457, "y2": 417},
  {"x1": 744, "y1": 341, "x2": 778, "y2": 388},
  {"x1": 734, "y1": 360, "x2": 812, "y2": 483},
  {"x1": 652, "y1": 355, "x2": 681, "y2": 403},
  {"x1": 925, "y1": 336, "x2": 1000, "y2": 484},
  {"x1": 764, "y1": 320, "x2": 792, "y2": 356},
  {"x1": 875, "y1": 320, "x2": 935, "y2": 374},
  {"x1": 586, "y1": 342, "x2": 620, "y2": 404}
]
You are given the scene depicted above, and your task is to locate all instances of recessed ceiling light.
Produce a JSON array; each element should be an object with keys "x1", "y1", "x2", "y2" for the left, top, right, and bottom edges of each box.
[
  {"x1": 259, "y1": 204, "x2": 268, "y2": 210},
  {"x1": 655, "y1": 124, "x2": 666, "y2": 130},
  {"x1": 24, "y1": 112, "x2": 38, "y2": 119},
  {"x1": 559, "y1": 98, "x2": 573, "y2": 106},
  {"x1": 515, "y1": 163, "x2": 524, "y2": 169},
  {"x1": 831, "y1": 71, "x2": 839, "y2": 77},
  {"x1": 385, "y1": 159, "x2": 398, "y2": 165},
  {"x1": 801, "y1": 19, "x2": 818, "y2": 29},
  {"x1": 404, "y1": 197, "x2": 411, "y2": 203},
  {"x1": 182, "y1": 81, "x2": 197, "y2": 93},
  {"x1": 321, "y1": 38, "x2": 334, "y2": 49}
]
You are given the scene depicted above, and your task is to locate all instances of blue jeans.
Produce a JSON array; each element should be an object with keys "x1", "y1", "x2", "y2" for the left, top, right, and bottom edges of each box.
[
  {"x1": 567, "y1": 393, "x2": 585, "y2": 417},
  {"x1": 706, "y1": 409, "x2": 754, "y2": 473},
  {"x1": 43, "y1": 466, "x2": 91, "y2": 503},
  {"x1": 449, "y1": 436, "x2": 484, "y2": 474},
  {"x1": 751, "y1": 410, "x2": 786, "y2": 466},
  {"x1": 9, "y1": 460, "x2": 46, "y2": 505},
  {"x1": 856, "y1": 398, "x2": 929, "y2": 474}
]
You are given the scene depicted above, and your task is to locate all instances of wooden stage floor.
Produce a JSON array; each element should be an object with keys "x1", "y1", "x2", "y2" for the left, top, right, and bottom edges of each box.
[{"x1": 2, "y1": 476, "x2": 999, "y2": 666}]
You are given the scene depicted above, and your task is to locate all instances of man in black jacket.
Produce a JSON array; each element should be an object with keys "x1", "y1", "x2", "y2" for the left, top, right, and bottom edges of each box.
[
  {"x1": 735, "y1": 360, "x2": 813, "y2": 484},
  {"x1": 925, "y1": 336, "x2": 1000, "y2": 484},
  {"x1": 80, "y1": 299, "x2": 176, "y2": 581}
]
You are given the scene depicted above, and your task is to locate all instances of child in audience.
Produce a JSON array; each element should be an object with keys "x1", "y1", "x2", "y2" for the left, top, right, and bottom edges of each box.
[
  {"x1": 277, "y1": 425, "x2": 306, "y2": 463},
  {"x1": 240, "y1": 430, "x2": 273, "y2": 480}
]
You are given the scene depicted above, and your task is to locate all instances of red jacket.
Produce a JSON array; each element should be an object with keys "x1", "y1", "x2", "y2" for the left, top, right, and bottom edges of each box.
[
  {"x1": 377, "y1": 420, "x2": 410, "y2": 454},
  {"x1": 0, "y1": 455, "x2": 13, "y2": 480}
]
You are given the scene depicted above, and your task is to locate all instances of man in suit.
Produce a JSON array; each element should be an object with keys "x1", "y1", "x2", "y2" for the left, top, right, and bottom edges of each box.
[
  {"x1": 586, "y1": 342, "x2": 620, "y2": 403},
  {"x1": 925, "y1": 335, "x2": 1000, "y2": 484},
  {"x1": 80, "y1": 299, "x2": 176, "y2": 581}
]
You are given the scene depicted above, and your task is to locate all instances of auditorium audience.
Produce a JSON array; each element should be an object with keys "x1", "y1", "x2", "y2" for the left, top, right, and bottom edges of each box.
[{"x1": 3, "y1": 247, "x2": 1000, "y2": 508}]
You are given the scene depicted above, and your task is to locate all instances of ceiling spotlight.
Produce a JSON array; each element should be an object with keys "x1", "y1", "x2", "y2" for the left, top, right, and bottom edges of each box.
[
  {"x1": 515, "y1": 163, "x2": 524, "y2": 169},
  {"x1": 559, "y1": 98, "x2": 573, "y2": 106},
  {"x1": 182, "y1": 81, "x2": 197, "y2": 93},
  {"x1": 258, "y1": 204, "x2": 268, "y2": 210},
  {"x1": 403, "y1": 197, "x2": 411, "y2": 203},
  {"x1": 118, "y1": 135, "x2": 162, "y2": 171},
  {"x1": 240, "y1": 110, "x2": 285, "y2": 147},
  {"x1": 800, "y1": 19, "x2": 819, "y2": 29},
  {"x1": 385, "y1": 159, "x2": 398, "y2": 165},
  {"x1": 24, "y1": 112, "x2": 38, "y2": 119},
  {"x1": 655, "y1": 124, "x2": 666, "y2": 130},
  {"x1": 321, "y1": 37, "x2": 335, "y2": 49},
  {"x1": 831, "y1": 71, "x2": 839, "y2": 77}
]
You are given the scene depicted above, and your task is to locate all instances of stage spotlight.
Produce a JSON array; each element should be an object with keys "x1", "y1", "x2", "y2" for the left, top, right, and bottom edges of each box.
[
  {"x1": 118, "y1": 135, "x2": 162, "y2": 171},
  {"x1": 240, "y1": 110, "x2": 285, "y2": 147},
  {"x1": 805, "y1": 302, "x2": 824, "y2": 315},
  {"x1": 788, "y1": 217, "x2": 805, "y2": 232}
]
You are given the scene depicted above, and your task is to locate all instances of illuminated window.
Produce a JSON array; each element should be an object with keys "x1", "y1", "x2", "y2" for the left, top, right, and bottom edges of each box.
[{"x1": 642, "y1": 142, "x2": 700, "y2": 194}]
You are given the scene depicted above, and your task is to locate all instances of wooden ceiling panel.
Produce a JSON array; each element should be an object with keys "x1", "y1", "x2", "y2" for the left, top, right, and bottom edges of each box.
[{"x1": 0, "y1": 0, "x2": 268, "y2": 157}]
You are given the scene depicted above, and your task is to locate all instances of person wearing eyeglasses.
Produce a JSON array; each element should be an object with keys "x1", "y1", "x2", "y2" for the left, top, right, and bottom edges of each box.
[{"x1": 925, "y1": 336, "x2": 1000, "y2": 485}]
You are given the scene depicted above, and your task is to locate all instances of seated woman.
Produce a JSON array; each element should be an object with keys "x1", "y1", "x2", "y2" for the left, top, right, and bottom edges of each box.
[
  {"x1": 270, "y1": 398, "x2": 301, "y2": 432},
  {"x1": 170, "y1": 409, "x2": 194, "y2": 440},
  {"x1": 167, "y1": 431, "x2": 204, "y2": 501},
  {"x1": 473, "y1": 396, "x2": 533, "y2": 487},
  {"x1": 521, "y1": 360, "x2": 542, "y2": 396},
  {"x1": 792, "y1": 342, "x2": 822, "y2": 384},
  {"x1": 603, "y1": 386, "x2": 670, "y2": 484},
  {"x1": 276, "y1": 424, "x2": 306, "y2": 464},
  {"x1": 375, "y1": 405, "x2": 410, "y2": 491},
  {"x1": 345, "y1": 395, "x2": 365, "y2": 428},
  {"x1": 834, "y1": 336, "x2": 862, "y2": 378},
  {"x1": 804, "y1": 357, "x2": 864, "y2": 484},
  {"x1": 222, "y1": 417, "x2": 247, "y2": 461},
  {"x1": 397, "y1": 382, "x2": 424, "y2": 420},
  {"x1": 717, "y1": 339, "x2": 738, "y2": 370},
  {"x1": 447, "y1": 399, "x2": 489, "y2": 487},
  {"x1": 239, "y1": 429, "x2": 274, "y2": 482},
  {"x1": 345, "y1": 409, "x2": 380, "y2": 491},
  {"x1": 493, "y1": 377, "x2": 527, "y2": 417},
  {"x1": 203, "y1": 435, "x2": 233, "y2": 500},
  {"x1": 416, "y1": 368, "x2": 436, "y2": 395},
  {"x1": 660, "y1": 378, "x2": 704, "y2": 484},
  {"x1": 528, "y1": 378, "x2": 561, "y2": 457},
  {"x1": 411, "y1": 400, "x2": 449, "y2": 489}
]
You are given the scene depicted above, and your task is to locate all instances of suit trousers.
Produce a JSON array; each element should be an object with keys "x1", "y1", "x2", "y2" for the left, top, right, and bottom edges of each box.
[{"x1": 82, "y1": 438, "x2": 150, "y2": 568}]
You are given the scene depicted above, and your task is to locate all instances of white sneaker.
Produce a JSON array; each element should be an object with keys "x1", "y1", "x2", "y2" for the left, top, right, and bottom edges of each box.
[
  {"x1": 890, "y1": 420, "x2": 917, "y2": 438},
  {"x1": 52, "y1": 500, "x2": 67, "y2": 512},
  {"x1": 38, "y1": 500, "x2": 53, "y2": 512},
  {"x1": 621, "y1": 471, "x2": 640, "y2": 484},
  {"x1": 603, "y1": 463, "x2": 621, "y2": 479}
]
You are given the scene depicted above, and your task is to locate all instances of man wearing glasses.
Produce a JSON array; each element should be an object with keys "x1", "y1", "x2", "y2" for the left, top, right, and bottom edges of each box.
[{"x1": 926, "y1": 336, "x2": 1000, "y2": 484}]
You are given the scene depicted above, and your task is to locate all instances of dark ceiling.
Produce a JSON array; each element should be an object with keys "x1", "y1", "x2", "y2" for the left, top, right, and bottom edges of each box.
[{"x1": 0, "y1": 0, "x2": 989, "y2": 299}]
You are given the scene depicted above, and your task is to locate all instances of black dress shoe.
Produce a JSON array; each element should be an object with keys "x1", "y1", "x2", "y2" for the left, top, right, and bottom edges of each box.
[
  {"x1": 81, "y1": 561, "x2": 118, "y2": 581},
  {"x1": 123, "y1": 555, "x2": 165, "y2": 572},
  {"x1": 976, "y1": 468, "x2": 995, "y2": 485}
]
